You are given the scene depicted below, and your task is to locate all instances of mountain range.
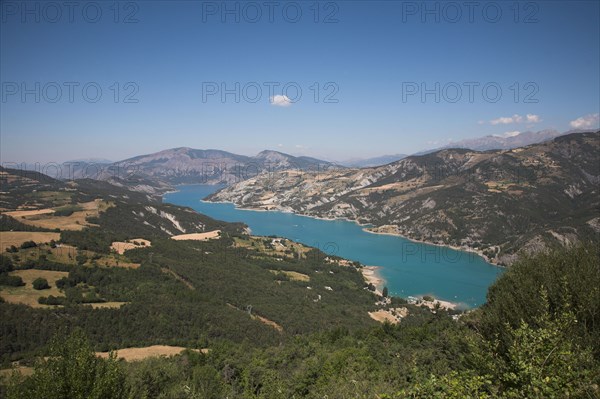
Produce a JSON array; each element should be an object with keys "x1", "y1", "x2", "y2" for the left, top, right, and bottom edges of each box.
[
  {"x1": 55, "y1": 149, "x2": 341, "y2": 192},
  {"x1": 414, "y1": 129, "x2": 572, "y2": 155},
  {"x1": 340, "y1": 154, "x2": 409, "y2": 168},
  {"x1": 9, "y1": 129, "x2": 581, "y2": 189},
  {"x1": 207, "y1": 131, "x2": 600, "y2": 265}
]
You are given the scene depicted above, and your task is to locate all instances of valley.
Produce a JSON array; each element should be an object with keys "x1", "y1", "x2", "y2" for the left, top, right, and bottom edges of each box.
[
  {"x1": 165, "y1": 184, "x2": 501, "y2": 307},
  {"x1": 3, "y1": 2, "x2": 599, "y2": 395}
]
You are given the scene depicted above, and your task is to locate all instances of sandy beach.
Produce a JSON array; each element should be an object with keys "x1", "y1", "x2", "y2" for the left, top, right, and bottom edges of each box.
[{"x1": 361, "y1": 266, "x2": 384, "y2": 296}]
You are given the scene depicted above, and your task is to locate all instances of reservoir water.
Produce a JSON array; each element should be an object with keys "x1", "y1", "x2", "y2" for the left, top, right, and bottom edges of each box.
[{"x1": 164, "y1": 184, "x2": 503, "y2": 307}]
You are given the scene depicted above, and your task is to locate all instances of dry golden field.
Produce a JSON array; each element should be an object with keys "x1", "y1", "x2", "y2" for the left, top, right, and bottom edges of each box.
[
  {"x1": 0, "y1": 270, "x2": 68, "y2": 308},
  {"x1": 170, "y1": 230, "x2": 221, "y2": 241},
  {"x1": 3, "y1": 200, "x2": 111, "y2": 231},
  {"x1": 96, "y1": 346, "x2": 208, "y2": 362},
  {"x1": 110, "y1": 239, "x2": 152, "y2": 255},
  {"x1": 0, "y1": 232, "x2": 61, "y2": 252}
]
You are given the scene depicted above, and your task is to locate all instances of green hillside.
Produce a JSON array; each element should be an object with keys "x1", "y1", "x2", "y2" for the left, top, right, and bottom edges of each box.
[{"x1": 1, "y1": 167, "x2": 598, "y2": 398}]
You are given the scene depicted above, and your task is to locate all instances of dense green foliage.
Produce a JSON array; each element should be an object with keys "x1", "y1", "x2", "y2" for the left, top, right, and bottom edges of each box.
[
  {"x1": 477, "y1": 244, "x2": 600, "y2": 358},
  {"x1": 2, "y1": 245, "x2": 598, "y2": 398},
  {"x1": 6, "y1": 330, "x2": 127, "y2": 399}
]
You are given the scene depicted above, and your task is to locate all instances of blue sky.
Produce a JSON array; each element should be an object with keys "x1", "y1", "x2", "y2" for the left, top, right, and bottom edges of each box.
[{"x1": 1, "y1": 0, "x2": 599, "y2": 163}]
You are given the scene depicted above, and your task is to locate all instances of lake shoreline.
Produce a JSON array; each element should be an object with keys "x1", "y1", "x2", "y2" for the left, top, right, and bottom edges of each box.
[
  {"x1": 199, "y1": 198, "x2": 474, "y2": 307},
  {"x1": 164, "y1": 186, "x2": 498, "y2": 307},
  {"x1": 363, "y1": 227, "x2": 499, "y2": 266},
  {"x1": 361, "y1": 266, "x2": 384, "y2": 296},
  {"x1": 203, "y1": 196, "x2": 497, "y2": 266},
  {"x1": 202, "y1": 200, "x2": 374, "y2": 227}
]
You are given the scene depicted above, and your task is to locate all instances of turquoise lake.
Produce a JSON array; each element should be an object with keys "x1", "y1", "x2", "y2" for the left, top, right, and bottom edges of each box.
[{"x1": 164, "y1": 185, "x2": 503, "y2": 308}]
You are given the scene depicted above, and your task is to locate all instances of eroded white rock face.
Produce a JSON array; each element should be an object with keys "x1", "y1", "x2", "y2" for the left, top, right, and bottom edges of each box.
[{"x1": 160, "y1": 211, "x2": 186, "y2": 233}]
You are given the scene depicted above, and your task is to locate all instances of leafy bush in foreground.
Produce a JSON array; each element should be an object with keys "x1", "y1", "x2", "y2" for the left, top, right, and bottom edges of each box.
[{"x1": 6, "y1": 330, "x2": 128, "y2": 399}]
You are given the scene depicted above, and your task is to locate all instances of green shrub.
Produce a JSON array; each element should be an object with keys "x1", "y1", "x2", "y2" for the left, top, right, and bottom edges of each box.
[
  {"x1": 6, "y1": 329, "x2": 128, "y2": 399},
  {"x1": 0, "y1": 255, "x2": 14, "y2": 273},
  {"x1": 5, "y1": 245, "x2": 18, "y2": 253},
  {"x1": 38, "y1": 295, "x2": 65, "y2": 306},
  {"x1": 0, "y1": 274, "x2": 24, "y2": 287},
  {"x1": 20, "y1": 241, "x2": 37, "y2": 249},
  {"x1": 32, "y1": 278, "x2": 50, "y2": 290}
]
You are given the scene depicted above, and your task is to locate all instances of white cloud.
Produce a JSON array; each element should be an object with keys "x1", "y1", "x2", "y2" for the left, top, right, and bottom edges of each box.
[
  {"x1": 490, "y1": 114, "x2": 541, "y2": 125},
  {"x1": 569, "y1": 113, "x2": 599, "y2": 129},
  {"x1": 270, "y1": 95, "x2": 292, "y2": 107},
  {"x1": 490, "y1": 114, "x2": 522, "y2": 125}
]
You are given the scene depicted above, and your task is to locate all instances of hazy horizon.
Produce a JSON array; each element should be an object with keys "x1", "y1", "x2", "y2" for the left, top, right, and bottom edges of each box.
[{"x1": 1, "y1": 127, "x2": 598, "y2": 166}]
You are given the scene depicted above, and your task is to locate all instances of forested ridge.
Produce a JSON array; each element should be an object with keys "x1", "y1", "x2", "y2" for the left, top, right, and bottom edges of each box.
[{"x1": 1, "y1": 167, "x2": 599, "y2": 397}]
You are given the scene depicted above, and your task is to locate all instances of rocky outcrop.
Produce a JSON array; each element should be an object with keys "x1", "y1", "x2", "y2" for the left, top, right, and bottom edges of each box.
[{"x1": 208, "y1": 132, "x2": 600, "y2": 265}]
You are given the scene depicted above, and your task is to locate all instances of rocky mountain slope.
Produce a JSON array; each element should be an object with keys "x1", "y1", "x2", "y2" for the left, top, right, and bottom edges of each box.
[
  {"x1": 208, "y1": 132, "x2": 600, "y2": 265},
  {"x1": 93, "y1": 148, "x2": 340, "y2": 188}
]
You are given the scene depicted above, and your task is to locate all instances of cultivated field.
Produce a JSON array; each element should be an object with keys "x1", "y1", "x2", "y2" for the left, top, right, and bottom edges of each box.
[
  {"x1": 0, "y1": 270, "x2": 68, "y2": 308},
  {"x1": 3, "y1": 208, "x2": 55, "y2": 218},
  {"x1": 171, "y1": 230, "x2": 221, "y2": 241},
  {"x1": 3, "y1": 200, "x2": 109, "y2": 231},
  {"x1": 0, "y1": 231, "x2": 61, "y2": 252},
  {"x1": 17, "y1": 244, "x2": 140, "y2": 269},
  {"x1": 96, "y1": 346, "x2": 208, "y2": 362},
  {"x1": 234, "y1": 236, "x2": 311, "y2": 260},
  {"x1": 110, "y1": 239, "x2": 152, "y2": 255}
]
